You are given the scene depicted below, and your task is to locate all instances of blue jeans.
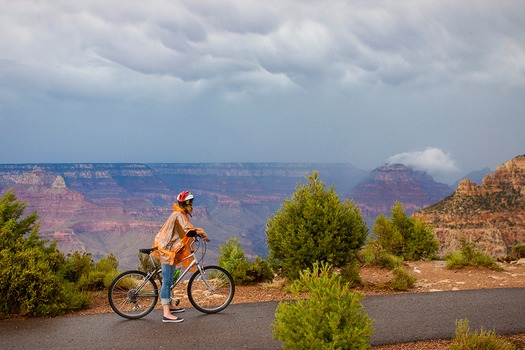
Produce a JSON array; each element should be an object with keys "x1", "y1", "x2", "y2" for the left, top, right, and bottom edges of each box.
[{"x1": 161, "y1": 263, "x2": 177, "y2": 305}]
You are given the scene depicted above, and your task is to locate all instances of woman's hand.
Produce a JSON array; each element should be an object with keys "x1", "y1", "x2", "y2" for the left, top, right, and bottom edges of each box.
[{"x1": 195, "y1": 228, "x2": 210, "y2": 242}]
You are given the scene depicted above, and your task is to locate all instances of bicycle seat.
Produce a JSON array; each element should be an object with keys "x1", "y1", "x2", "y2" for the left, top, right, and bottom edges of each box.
[{"x1": 139, "y1": 248, "x2": 157, "y2": 255}]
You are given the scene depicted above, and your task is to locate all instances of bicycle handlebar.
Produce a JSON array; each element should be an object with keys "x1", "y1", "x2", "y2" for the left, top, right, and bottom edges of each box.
[{"x1": 187, "y1": 229, "x2": 210, "y2": 242}]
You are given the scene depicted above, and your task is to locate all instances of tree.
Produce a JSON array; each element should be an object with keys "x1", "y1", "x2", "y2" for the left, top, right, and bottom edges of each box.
[
  {"x1": 266, "y1": 172, "x2": 368, "y2": 280},
  {"x1": 0, "y1": 190, "x2": 93, "y2": 317},
  {"x1": 372, "y1": 201, "x2": 439, "y2": 261},
  {"x1": 0, "y1": 189, "x2": 42, "y2": 251}
]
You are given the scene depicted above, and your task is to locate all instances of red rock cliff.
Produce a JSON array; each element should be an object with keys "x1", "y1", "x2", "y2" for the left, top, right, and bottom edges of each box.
[{"x1": 415, "y1": 155, "x2": 525, "y2": 258}]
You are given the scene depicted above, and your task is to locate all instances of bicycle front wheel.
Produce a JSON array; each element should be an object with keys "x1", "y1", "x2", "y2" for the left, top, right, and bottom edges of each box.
[
  {"x1": 187, "y1": 265, "x2": 235, "y2": 314},
  {"x1": 108, "y1": 270, "x2": 158, "y2": 319}
]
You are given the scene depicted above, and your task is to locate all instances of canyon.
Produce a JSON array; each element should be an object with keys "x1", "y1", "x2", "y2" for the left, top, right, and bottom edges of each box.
[{"x1": 1, "y1": 158, "x2": 522, "y2": 269}]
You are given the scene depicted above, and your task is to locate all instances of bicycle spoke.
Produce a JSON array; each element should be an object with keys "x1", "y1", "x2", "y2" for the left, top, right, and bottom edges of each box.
[
  {"x1": 187, "y1": 266, "x2": 235, "y2": 313},
  {"x1": 108, "y1": 271, "x2": 158, "y2": 319}
]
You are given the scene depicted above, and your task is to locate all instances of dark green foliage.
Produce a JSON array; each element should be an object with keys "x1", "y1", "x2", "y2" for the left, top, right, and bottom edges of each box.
[
  {"x1": 372, "y1": 202, "x2": 439, "y2": 261},
  {"x1": 266, "y1": 172, "x2": 368, "y2": 280},
  {"x1": 0, "y1": 190, "x2": 119, "y2": 318},
  {"x1": 218, "y1": 236, "x2": 274, "y2": 285},
  {"x1": 339, "y1": 260, "x2": 363, "y2": 288},
  {"x1": 0, "y1": 247, "x2": 67, "y2": 317},
  {"x1": 61, "y1": 252, "x2": 93, "y2": 282},
  {"x1": 272, "y1": 262, "x2": 374, "y2": 349},
  {"x1": 0, "y1": 190, "x2": 69, "y2": 317},
  {"x1": 77, "y1": 254, "x2": 120, "y2": 291}
]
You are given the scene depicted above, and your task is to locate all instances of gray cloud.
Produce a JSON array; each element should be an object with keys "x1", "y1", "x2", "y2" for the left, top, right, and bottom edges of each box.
[{"x1": 1, "y1": 0, "x2": 524, "y2": 179}]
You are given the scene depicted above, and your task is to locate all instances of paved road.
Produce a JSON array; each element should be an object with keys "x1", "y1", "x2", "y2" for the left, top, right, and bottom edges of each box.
[{"x1": 1, "y1": 288, "x2": 524, "y2": 349}]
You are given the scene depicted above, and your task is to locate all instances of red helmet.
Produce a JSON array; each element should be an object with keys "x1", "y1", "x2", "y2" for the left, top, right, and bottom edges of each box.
[{"x1": 176, "y1": 191, "x2": 194, "y2": 205}]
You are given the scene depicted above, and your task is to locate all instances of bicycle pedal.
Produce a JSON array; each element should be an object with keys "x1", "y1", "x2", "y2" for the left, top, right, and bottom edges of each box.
[{"x1": 171, "y1": 298, "x2": 181, "y2": 306}]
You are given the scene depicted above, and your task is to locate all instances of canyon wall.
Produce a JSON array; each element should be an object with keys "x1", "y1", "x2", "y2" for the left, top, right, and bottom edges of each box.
[{"x1": 416, "y1": 155, "x2": 525, "y2": 258}]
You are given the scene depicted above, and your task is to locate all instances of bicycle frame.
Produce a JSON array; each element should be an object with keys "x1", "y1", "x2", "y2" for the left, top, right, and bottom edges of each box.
[{"x1": 170, "y1": 238, "x2": 209, "y2": 289}]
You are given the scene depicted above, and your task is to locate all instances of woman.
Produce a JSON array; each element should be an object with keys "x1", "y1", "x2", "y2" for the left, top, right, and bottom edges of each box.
[{"x1": 153, "y1": 191, "x2": 208, "y2": 323}]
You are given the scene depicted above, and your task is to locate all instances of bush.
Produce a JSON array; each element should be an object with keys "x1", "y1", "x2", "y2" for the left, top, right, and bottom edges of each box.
[
  {"x1": 266, "y1": 172, "x2": 368, "y2": 280},
  {"x1": 218, "y1": 236, "x2": 273, "y2": 285},
  {"x1": 358, "y1": 242, "x2": 403, "y2": 269},
  {"x1": 0, "y1": 190, "x2": 119, "y2": 317},
  {"x1": 0, "y1": 190, "x2": 71, "y2": 317},
  {"x1": 511, "y1": 243, "x2": 525, "y2": 260},
  {"x1": 446, "y1": 238, "x2": 502, "y2": 271},
  {"x1": 77, "y1": 254, "x2": 120, "y2": 291},
  {"x1": 372, "y1": 202, "x2": 439, "y2": 261},
  {"x1": 339, "y1": 260, "x2": 363, "y2": 288},
  {"x1": 0, "y1": 247, "x2": 68, "y2": 317},
  {"x1": 273, "y1": 262, "x2": 374, "y2": 349},
  {"x1": 450, "y1": 319, "x2": 517, "y2": 350},
  {"x1": 388, "y1": 267, "x2": 417, "y2": 291},
  {"x1": 61, "y1": 252, "x2": 93, "y2": 283}
]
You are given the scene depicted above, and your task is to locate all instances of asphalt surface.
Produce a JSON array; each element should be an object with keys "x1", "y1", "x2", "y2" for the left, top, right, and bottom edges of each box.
[{"x1": 1, "y1": 288, "x2": 524, "y2": 349}]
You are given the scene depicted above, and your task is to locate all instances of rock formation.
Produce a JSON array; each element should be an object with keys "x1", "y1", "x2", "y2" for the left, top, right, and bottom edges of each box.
[
  {"x1": 347, "y1": 164, "x2": 453, "y2": 227},
  {"x1": 415, "y1": 155, "x2": 525, "y2": 258}
]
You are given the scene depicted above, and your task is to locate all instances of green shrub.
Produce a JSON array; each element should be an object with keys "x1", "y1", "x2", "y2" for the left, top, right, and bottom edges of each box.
[
  {"x1": 358, "y1": 242, "x2": 403, "y2": 269},
  {"x1": 246, "y1": 257, "x2": 274, "y2": 284},
  {"x1": 138, "y1": 250, "x2": 159, "y2": 272},
  {"x1": 0, "y1": 190, "x2": 118, "y2": 317},
  {"x1": 63, "y1": 282, "x2": 92, "y2": 310},
  {"x1": 218, "y1": 236, "x2": 274, "y2": 285},
  {"x1": 273, "y1": 262, "x2": 374, "y2": 350},
  {"x1": 266, "y1": 172, "x2": 368, "y2": 280},
  {"x1": 77, "y1": 254, "x2": 120, "y2": 291},
  {"x1": 61, "y1": 252, "x2": 93, "y2": 282},
  {"x1": 339, "y1": 260, "x2": 363, "y2": 288},
  {"x1": 446, "y1": 239, "x2": 502, "y2": 271},
  {"x1": 450, "y1": 319, "x2": 517, "y2": 350},
  {"x1": 0, "y1": 191, "x2": 71, "y2": 317},
  {"x1": 511, "y1": 243, "x2": 525, "y2": 259},
  {"x1": 388, "y1": 266, "x2": 417, "y2": 291},
  {"x1": 372, "y1": 202, "x2": 439, "y2": 261},
  {"x1": 0, "y1": 247, "x2": 68, "y2": 317},
  {"x1": 96, "y1": 253, "x2": 119, "y2": 272}
]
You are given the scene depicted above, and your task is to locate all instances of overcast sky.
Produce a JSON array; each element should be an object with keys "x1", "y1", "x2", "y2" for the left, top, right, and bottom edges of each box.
[{"x1": 1, "y1": 0, "x2": 524, "y2": 184}]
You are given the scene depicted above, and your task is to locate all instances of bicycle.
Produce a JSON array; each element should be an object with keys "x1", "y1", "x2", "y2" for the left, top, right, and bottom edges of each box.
[{"x1": 108, "y1": 230, "x2": 235, "y2": 319}]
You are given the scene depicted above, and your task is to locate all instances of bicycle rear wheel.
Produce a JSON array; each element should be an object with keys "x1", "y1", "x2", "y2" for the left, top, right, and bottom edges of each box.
[
  {"x1": 187, "y1": 265, "x2": 235, "y2": 314},
  {"x1": 108, "y1": 270, "x2": 158, "y2": 319}
]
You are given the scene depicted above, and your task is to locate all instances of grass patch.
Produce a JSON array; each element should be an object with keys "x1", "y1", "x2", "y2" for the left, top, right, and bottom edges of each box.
[
  {"x1": 445, "y1": 239, "x2": 502, "y2": 271},
  {"x1": 450, "y1": 319, "x2": 517, "y2": 350}
]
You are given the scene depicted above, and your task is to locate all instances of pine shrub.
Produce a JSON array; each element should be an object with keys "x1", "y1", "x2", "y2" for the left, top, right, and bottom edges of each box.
[
  {"x1": 273, "y1": 262, "x2": 374, "y2": 350},
  {"x1": 266, "y1": 172, "x2": 368, "y2": 280},
  {"x1": 372, "y1": 202, "x2": 439, "y2": 261}
]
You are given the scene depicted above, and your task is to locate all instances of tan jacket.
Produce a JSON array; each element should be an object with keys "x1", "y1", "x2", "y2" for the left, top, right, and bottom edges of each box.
[{"x1": 153, "y1": 205, "x2": 194, "y2": 265}]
